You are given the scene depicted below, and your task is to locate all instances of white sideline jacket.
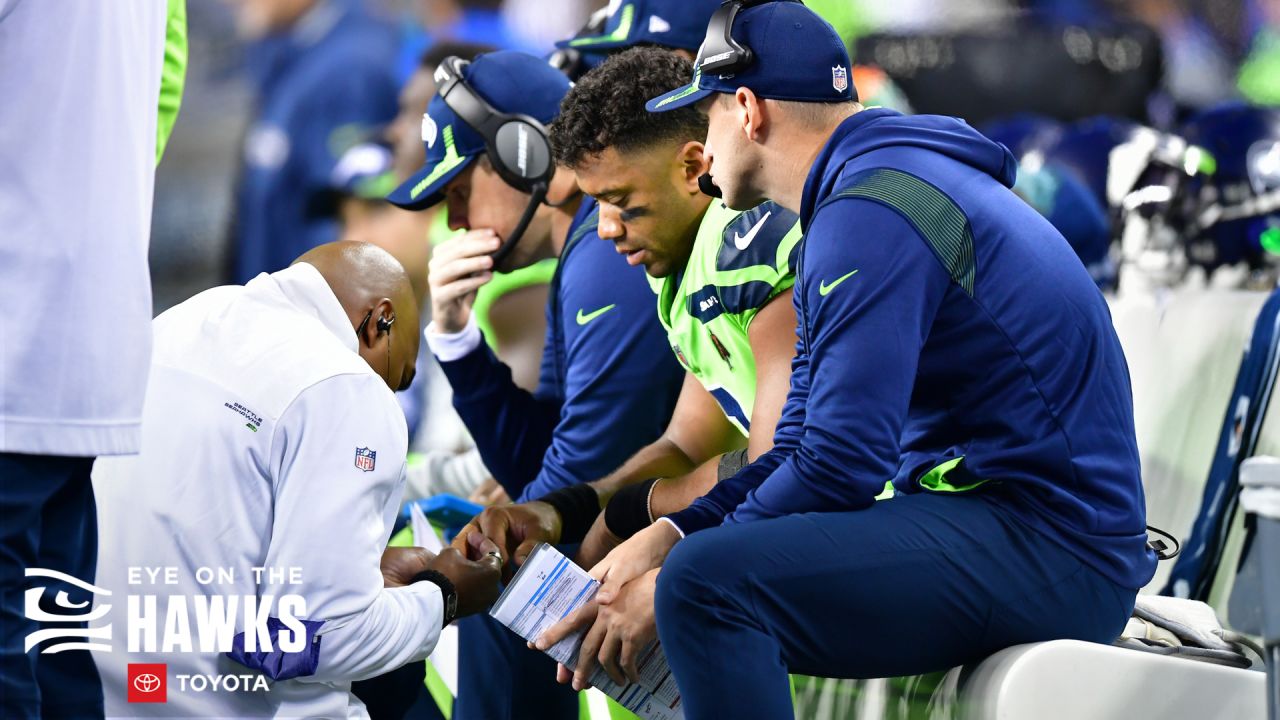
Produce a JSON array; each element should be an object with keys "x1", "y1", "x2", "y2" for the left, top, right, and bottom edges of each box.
[
  {"x1": 92, "y1": 263, "x2": 442, "y2": 719},
  {"x1": 0, "y1": 0, "x2": 165, "y2": 455}
]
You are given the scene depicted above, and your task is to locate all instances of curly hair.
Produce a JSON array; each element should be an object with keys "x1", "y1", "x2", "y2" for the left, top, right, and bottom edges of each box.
[{"x1": 550, "y1": 47, "x2": 709, "y2": 169}]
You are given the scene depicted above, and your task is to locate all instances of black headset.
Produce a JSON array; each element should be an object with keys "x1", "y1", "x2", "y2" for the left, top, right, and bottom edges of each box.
[
  {"x1": 692, "y1": 1, "x2": 805, "y2": 199},
  {"x1": 434, "y1": 56, "x2": 555, "y2": 193},
  {"x1": 433, "y1": 56, "x2": 556, "y2": 263}
]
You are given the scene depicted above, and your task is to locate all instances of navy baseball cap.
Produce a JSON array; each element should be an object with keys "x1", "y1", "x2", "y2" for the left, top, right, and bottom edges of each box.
[
  {"x1": 387, "y1": 51, "x2": 571, "y2": 210},
  {"x1": 555, "y1": 0, "x2": 721, "y2": 53},
  {"x1": 647, "y1": 1, "x2": 855, "y2": 113}
]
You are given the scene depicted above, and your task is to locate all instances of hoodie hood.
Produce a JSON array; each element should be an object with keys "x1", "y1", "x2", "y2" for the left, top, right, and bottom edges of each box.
[{"x1": 799, "y1": 108, "x2": 1018, "y2": 229}]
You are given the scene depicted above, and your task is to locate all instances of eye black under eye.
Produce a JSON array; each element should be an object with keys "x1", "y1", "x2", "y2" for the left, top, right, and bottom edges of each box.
[{"x1": 620, "y1": 207, "x2": 647, "y2": 221}]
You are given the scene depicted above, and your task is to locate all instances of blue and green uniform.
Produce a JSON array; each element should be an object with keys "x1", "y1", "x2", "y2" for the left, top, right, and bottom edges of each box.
[{"x1": 652, "y1": 201, "x2": 801, "y2": 435}]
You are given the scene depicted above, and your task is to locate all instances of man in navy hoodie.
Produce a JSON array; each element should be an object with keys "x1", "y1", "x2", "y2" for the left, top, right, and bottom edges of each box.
[{"x1": 578, "y1": 2, "x2": 1157, "y2": 716}]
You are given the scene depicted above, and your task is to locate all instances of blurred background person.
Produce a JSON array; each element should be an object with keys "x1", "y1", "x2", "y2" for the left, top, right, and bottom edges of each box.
[{"x1": 228, "y1": 0, "x2": 401, "y2": 284}]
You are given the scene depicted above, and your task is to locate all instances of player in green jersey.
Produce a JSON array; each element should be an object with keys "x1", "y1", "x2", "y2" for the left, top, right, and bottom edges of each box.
[
  {"x1": 548, "y1": 47, "x2": 804, "y2": 568},
  {"x1": 453, "y1": 44, "x2": 800, "y2": 581}
]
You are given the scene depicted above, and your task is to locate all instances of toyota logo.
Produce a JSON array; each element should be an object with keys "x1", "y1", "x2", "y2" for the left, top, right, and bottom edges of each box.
[{"x1": 133, "y1": 674, "x2": 161, "y2": 694}]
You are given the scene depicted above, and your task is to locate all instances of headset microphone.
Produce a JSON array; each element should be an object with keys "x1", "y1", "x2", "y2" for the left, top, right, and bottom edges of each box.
[{"x1": 698, "y1": 173, "x2": 723, "y2": 199}]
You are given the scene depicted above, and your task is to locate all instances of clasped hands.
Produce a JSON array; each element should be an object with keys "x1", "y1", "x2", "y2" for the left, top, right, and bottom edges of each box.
[{"x1": 452, "y1": 506, "x2": 681, "y2": 688}]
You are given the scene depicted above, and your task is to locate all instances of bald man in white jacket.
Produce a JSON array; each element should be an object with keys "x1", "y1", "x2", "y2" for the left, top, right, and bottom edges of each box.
[{"x1": 92, "y1": 243, "x2": 501, "y2": 718}]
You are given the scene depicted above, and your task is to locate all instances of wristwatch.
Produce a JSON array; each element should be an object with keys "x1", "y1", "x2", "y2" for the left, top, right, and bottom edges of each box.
[{"x1": 412, "y1": 570, "x2": 458, "y2": 627}]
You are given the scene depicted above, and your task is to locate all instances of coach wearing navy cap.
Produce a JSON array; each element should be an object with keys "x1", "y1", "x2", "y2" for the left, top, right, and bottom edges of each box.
[{"x1": 587, "y1": 2, "x2": 1156, "y2": 716}]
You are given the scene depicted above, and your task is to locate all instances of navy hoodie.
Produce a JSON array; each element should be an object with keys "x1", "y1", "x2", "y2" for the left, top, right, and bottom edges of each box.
[{"x1": 667, "y1": 108, "x2": 1157, "y2": 591}]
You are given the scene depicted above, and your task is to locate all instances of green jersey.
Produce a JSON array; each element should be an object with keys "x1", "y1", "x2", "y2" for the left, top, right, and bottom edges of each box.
[{"x1": 650, "y1": 201, "x2": 802, "y2": 437}]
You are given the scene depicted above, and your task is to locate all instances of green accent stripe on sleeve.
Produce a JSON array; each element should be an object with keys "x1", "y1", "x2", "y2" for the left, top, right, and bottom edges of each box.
[{"x1": 830, "y1": 168, "x2": 976, "y2": 296}]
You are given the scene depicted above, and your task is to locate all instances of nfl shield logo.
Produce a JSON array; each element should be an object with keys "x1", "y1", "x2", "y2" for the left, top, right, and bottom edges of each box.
[
  {"x1": 832, "y1": 65, "x2": 848, "y2": 93},
  {"x1": 354, "y1": 447, "x2": 376, "y2": 472}
]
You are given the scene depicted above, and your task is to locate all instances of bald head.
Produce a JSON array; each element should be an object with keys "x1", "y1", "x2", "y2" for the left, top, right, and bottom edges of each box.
[{"x1": 294, "y1": 241, "x2": 421, "y2": 392}]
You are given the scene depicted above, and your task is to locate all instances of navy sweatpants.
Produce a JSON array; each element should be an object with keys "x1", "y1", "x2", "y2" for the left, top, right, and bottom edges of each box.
[
  {"x1": 0, "y1": 453, "x2": 104, "y2": 719},
  {"x1": 655, "y1": 491, "x2": 1137, "y2": 719}
]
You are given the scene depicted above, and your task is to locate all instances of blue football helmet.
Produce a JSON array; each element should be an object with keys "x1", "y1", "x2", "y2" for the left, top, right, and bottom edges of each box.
[{"x1": 1178, "y1": 103, "x2": 1280, "y2": 271}]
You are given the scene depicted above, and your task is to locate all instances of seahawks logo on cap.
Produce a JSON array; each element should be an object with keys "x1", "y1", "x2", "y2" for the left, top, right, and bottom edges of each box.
[
  {"x1": 832, "y1": 65, "x2": 849, "y2": 93},
  {"x1": 421, "y1": 113, "x2": 438, "y2": 149}
]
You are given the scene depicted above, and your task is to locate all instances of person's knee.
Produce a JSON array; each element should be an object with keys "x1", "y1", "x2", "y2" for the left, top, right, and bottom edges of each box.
[{"x1": 656, "y1": 531, "x2": 742, "y2": 625}]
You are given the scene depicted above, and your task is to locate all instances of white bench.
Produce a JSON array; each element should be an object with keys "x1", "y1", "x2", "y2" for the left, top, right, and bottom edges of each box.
[
  {"x1": 954, "y1": 290, "x2": 1273, "y2": 720},
  {"x1": 957, "y1": 640, "x2": 1266, "y2": 719}
]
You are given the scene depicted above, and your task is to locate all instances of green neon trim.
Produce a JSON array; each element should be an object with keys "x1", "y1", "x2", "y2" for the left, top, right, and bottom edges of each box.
[
  {"x1": 918, "y1": 456, "x2": 990, "y2": 493},
  {"x1": 567, "y1": 4, "x2": 634, "y2": 46},
  {"x1": 156, "y1": 0, "x2": 187, "y2": 163},
  {"x1": 1261, "y1": 226, "x2": 1280, "y2": 256},
  {"x1": 830, "y1": 169, "x2": 976, "y2": 296},
  {"x1": 354, "y1": 171, "x2": 398, "y2": 200},
  {"x1": 424, "y1": 661, "x2": 454, "y2": 718},
  {"x1": 473, "y1": 258, "x2": 558, "y2": 351},
  {"x1": 655, "y1": 68, "x2": 703, "y2": 109},
  {"x1": 411, "y1": 125, "x2": 465, "y2": 200}
]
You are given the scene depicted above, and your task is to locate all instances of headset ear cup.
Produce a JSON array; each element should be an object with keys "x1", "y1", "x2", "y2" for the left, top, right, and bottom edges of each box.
[{"x1": 491, "y1": 119, "x2": 554, "y2": 192}]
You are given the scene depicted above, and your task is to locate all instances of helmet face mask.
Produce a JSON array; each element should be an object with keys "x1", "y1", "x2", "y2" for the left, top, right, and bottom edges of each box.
[{"x1": 1111, "y1": 105, "x2": 1280, "y2": 289}]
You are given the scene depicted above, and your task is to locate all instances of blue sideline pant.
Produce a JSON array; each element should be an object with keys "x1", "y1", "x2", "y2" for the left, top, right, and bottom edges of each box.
[
  {"x1": 453, "y1": 611, "x2": 579, "y2": 720},
  {"x1": 0, "y1": 453, "x2": 104, "y2": 719},
  {"x1": 655, "y1": 491, "x2": 1137, "y2": 719}
]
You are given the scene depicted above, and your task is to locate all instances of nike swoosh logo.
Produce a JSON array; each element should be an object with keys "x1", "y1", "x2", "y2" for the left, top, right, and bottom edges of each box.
[
  {"x1": 576, "y1": 304, "x2": 616, "y2": 325},
  {"x1": 733, "y1": 210, "x2": 772, "y2": 250},
  {"x1": 818, "y1": 269, "x2": 859, "y2": 296}
]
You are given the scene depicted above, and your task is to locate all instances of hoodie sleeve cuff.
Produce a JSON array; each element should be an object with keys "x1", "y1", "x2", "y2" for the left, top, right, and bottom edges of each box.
[
  {"x1": 425, "y1": 315, "x2": 481, "y2": 362},
  {"x1": 663, "y1": 500, "x2": 724, "y2": 537}
]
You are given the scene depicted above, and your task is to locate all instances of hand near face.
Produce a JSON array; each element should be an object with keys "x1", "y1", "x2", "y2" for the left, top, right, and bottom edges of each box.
[{"x1": 427, "y1": 229, "x2": 499, "y2": 333}]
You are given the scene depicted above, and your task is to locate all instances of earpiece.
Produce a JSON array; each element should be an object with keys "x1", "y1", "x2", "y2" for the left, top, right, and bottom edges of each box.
[{"x1": 376, "y1": 315, "x2": 395, "y2": 334}]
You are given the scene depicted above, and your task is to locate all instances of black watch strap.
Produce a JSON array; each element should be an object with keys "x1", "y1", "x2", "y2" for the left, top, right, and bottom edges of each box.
[{"x1": 413, "y1": 569, "x2": 458, "y2": 628}]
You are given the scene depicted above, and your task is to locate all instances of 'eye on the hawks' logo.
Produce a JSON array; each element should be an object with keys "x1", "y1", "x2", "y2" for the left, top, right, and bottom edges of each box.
[{"x1": 355, "y1": 447, "x2": 376, "y2": 472}]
